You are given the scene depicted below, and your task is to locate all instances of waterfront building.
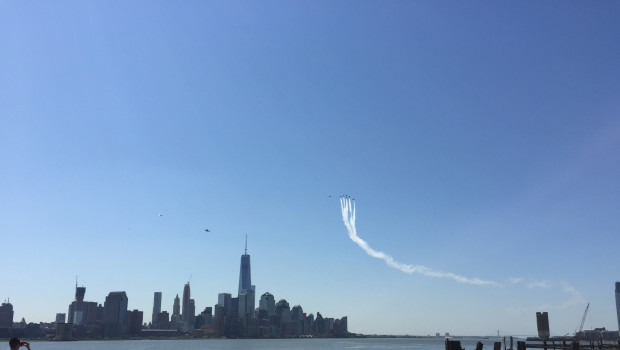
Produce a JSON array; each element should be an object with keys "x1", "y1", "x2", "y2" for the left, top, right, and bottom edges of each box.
[
  {"x1": 173, "y1": 294, "x2": 180, "y2": 316},
  {"x1": 182, "y1": 283, "x2": 191, "y2": 324},
  {"x1": 315, "y1": 312, "x2": 326, "y2": 335},
  {"x1": 54, "y1": 322, "x2": 72, "y2": 341},
  {"x1": 152, "y1": 292, "x2": 162, "y2": 328},
  {"x1": 218, "y1": 293, "x2": 232, "y2": 318},
  {"x1": 259, "y1": 292, "x2": 276, "y2": 316},
  {"x1": 187, "y1": 298, "x2": 196, "y2": 331},
  {"x1": 195, "y1": 307, "x2": 213, "y2": 329},
  {"x1": 536, "y1": 312, "x2": 550, "y2": 340},
  {"x1": 238, "y1": 288, "x2": 255, "y2": 320},
  {"x1": 103, "y1": 291, "x2": 128, "y2": 337},
  {"x1": 304, "y1": 313, "x2": 315, "y2": 334},
  {"x1": 337, "y1": 316, "x2": 348, "y2": 336},
  {"x1": 171, "y1": 294, "x2": 181, "y2": 330},
  {"x1": 157, "y1": 311, "x2": 170, "y2": 329},
  {"x1": 616, "y1": 282, "x2": 620, "y2": 331},
  {"x1": 67, "y1": 283, "x2": 99, "y2": 325},
  {"x1": 125, "y1": 309, "x2": 143, "y2": 336},
  {"x1": 275, "y1": 299, "x2": 291, "y2": 323},
  {"x1": 0, "y1": 301, "x2": 13, "y2": 328},
  {"x1": 55, "y1": 313, "x2": 66, "y2": 323},
  {"x1": 290, "y1": 305, "x2": 304, "y2": 336}
]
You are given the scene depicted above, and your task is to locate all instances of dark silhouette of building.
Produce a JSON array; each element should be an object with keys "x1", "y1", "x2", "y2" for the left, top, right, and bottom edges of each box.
[
  {"x1": 315, "y1": 312, "x2": 327, "y2": 335},
  {"x1": 259, "y1": 292, "x2": 275, "y2": 317},
  {"x1": 615, "y1": 282, "x2": 620, "y2": 331},
  {"x1": 125, "y1": 309, "x2": 143, "y2": 336},
  {"x1": 68, "y1": 282, "x2": 99, "y2": 325},
  {"x1": 152, "y1": 292, "x2": 162, "y2": 328},
  {"x1": 55, "y1": 323, "x2": 72, "y2": 341},
  {"x1": 0, "y1": 301, "x2": 14, "y2": 328},
  {"x1": 187, "y1": 298, "x2": 196, "y2": 331},
  {"x1": 333, "y1": 316, "x2": 348, "y2": 336},
  {"x1": 157, "y1": 311, "x2": 170, "y2": 329},
  {"x1": 195, "y1": 307, "x2": 213, "y2": 329},
  {"x1": 238, "y1": 236, "x2": 255, "y2": 321},
  {"x1": 182, "y1": 283, "x2": 191, "y2": 325},
  {"x1": 103, "y1": 291, "x2": 128, "y2": 337},
  {"x1": 218, "y1": 293, "x2": 232, "y2": 318},
  {"x1": 171, "y1": 294, "x2": 181, "y2": 330}
]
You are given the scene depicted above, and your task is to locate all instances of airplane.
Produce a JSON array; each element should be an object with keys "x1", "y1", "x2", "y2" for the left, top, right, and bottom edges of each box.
[
  {"x1": 158, "y1": 214, "x2": 163, "y2": 217},
  {"x1": 205, "y1": 229, "x2": 211, "y2": 232}
]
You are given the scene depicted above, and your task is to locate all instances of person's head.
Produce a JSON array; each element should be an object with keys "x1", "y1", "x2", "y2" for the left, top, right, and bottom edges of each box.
[{"x1": 9, "y1": 338, "x2": 21, "y2": 350}]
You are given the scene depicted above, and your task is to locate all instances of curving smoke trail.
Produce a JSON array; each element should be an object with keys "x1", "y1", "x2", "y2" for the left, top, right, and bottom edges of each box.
[{"x1": 340, "y1": 197, "x2": 501, "y2": 287}]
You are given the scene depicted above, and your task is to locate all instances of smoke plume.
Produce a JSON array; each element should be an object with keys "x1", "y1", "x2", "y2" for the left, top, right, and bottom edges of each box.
[{"x1": 339, "y1": 197, "x2": 500, "y2": 286}]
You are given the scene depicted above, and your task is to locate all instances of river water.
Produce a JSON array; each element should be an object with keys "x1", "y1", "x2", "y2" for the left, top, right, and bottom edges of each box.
[{"x1": 23, "y1": 337, "x2": 505, "y2": 350}]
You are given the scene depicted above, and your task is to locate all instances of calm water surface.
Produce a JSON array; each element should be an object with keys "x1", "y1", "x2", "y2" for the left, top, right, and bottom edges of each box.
[{"x1": 25, "y1": 337, "x2": 504, "y2": 350}]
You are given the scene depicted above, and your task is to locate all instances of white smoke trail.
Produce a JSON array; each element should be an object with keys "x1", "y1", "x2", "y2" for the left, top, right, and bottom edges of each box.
[{"x1": 340, "y1": 197, "x2": 501, "y2": 287}]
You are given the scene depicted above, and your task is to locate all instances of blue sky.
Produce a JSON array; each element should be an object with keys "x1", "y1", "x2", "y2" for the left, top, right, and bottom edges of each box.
[{"x1": 1, "y1": 1, "x2": 619, "y2": 336}]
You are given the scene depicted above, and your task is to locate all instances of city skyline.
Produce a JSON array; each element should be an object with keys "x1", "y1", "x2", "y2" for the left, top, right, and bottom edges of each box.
[
  {"x1": 1, "y1": 241, "x2": 347, "y2": 338},
  {"x1": 2, "y1": 1, "x2": 619, "y2": 336}
]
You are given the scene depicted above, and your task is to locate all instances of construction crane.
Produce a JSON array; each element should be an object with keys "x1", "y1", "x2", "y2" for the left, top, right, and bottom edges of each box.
[{"x1": 574, "y1": 303, "x2": 589, "y2": 339}]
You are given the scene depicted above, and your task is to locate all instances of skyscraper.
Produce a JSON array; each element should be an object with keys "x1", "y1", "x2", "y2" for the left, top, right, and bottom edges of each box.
[
  {"x1": 75, "y1": 285, "x2": 86, "y2": 302},
  {"x1": 238, "y1": 236, "x2": 255, "y2": 319},
  {"x1": 103, "y1": 291, "x2": 128, "y2": 337},
  {"x1": 182, "y1": 283, "x2": 191, "y2": 324},
  {"x1": 171, "y1": 294, "x2": 181, "y2": 330},
  {"x1": 218, "y1": 293, "x2": 232, "y2": 318},
  {"x1": 173, "y1": 294, "x2": 180, "y2": 316},
  {"x1": 0, "y1": 301, "x2": 13, "y2": 328},
  {"x1": 68, "y1": 282, "x2": 98, "y2": 325},
  {"x1": 615, "y1": 282, "x2": 620, "y2": 331},
  {"x1": 152, "y1": 292, "x2": 162, "y2": 327},
  {"x1": 259, "y1": 292, "x2": 276, "y2": 317},
  {"x1": 238, "y1": 237, "x2": 251, "y2": 294}
]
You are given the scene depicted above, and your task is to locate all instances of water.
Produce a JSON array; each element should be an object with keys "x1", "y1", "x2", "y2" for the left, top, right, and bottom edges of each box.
[{"x1": 22, "y1": 337, "x2": 504, "y2": 350}]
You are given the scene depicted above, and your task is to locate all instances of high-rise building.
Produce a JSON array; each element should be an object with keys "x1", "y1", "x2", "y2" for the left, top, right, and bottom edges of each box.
[
  {"x1": 182, "y1": 283, "x2": 191, "y2": 324},
  {"x1": 0, "y1": 301, "x2": 14, "y2": 328},
  {"x1": 238, "y1": 236, "x2": 255, "y2": 319},
  {"x1": 68, "y1": 282, "x2": 98, "y2": 325},
  {"x1": 125, "y1": 309, "x2": 143, "y2": 336},
  {"x1": 152, "y1": 292, "x2": 162, "y2": 327},
  {"x1": 158, "y1": 311, "x2": 170, "y2": 329},
  {"x1": 75, "y1": 286, "x2": 86, "y2": 302},
  {"x1": 171, "y1": 294, "x2": 181, "y2": 330},
  {"x1": 615, "y1": 282, "x2": 620, "y2": 331},
  {"x1": 259, "y1": 292, "x2": 276, "y2": 317},
  {"x1": 173, "y1": 294, "x2": 180, "y2": 316},
  {"x1": 238, "y1": 288, "x2": 255, "y2": 320},
  {"x1": 238, "y1": 242, "x2": 251, "y2": 294},
  {"x1": 187, "y1": 299, "x2": 196, "y2": 331},
  {"x1": 218, "y1": 293, "x2": 232, "y2": 318},
  {"x1": 103, "y1": 291, "x2": 128, "y2": 337},
  {"x1": 275, "y1": 299, "x2": 291, "y2": 323}
]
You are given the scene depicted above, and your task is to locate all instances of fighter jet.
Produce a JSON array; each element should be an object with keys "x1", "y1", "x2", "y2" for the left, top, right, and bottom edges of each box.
[{"x1": 205, "y1": 229, "x2": 211, "y2": 232}]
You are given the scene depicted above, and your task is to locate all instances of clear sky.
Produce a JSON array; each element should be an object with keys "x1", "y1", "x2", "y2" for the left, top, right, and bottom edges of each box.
[{"x1": 1, "y1": 1, "x2": 619, "y2": 336}]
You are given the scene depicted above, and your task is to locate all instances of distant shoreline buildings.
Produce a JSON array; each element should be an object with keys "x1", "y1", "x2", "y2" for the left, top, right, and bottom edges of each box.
[
  {"x1": 615, "y1": 282, "x2": 620, "y2": 332},
  {"x1": 0, "y1": 240, "x2": 349, "y2": 339}
]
